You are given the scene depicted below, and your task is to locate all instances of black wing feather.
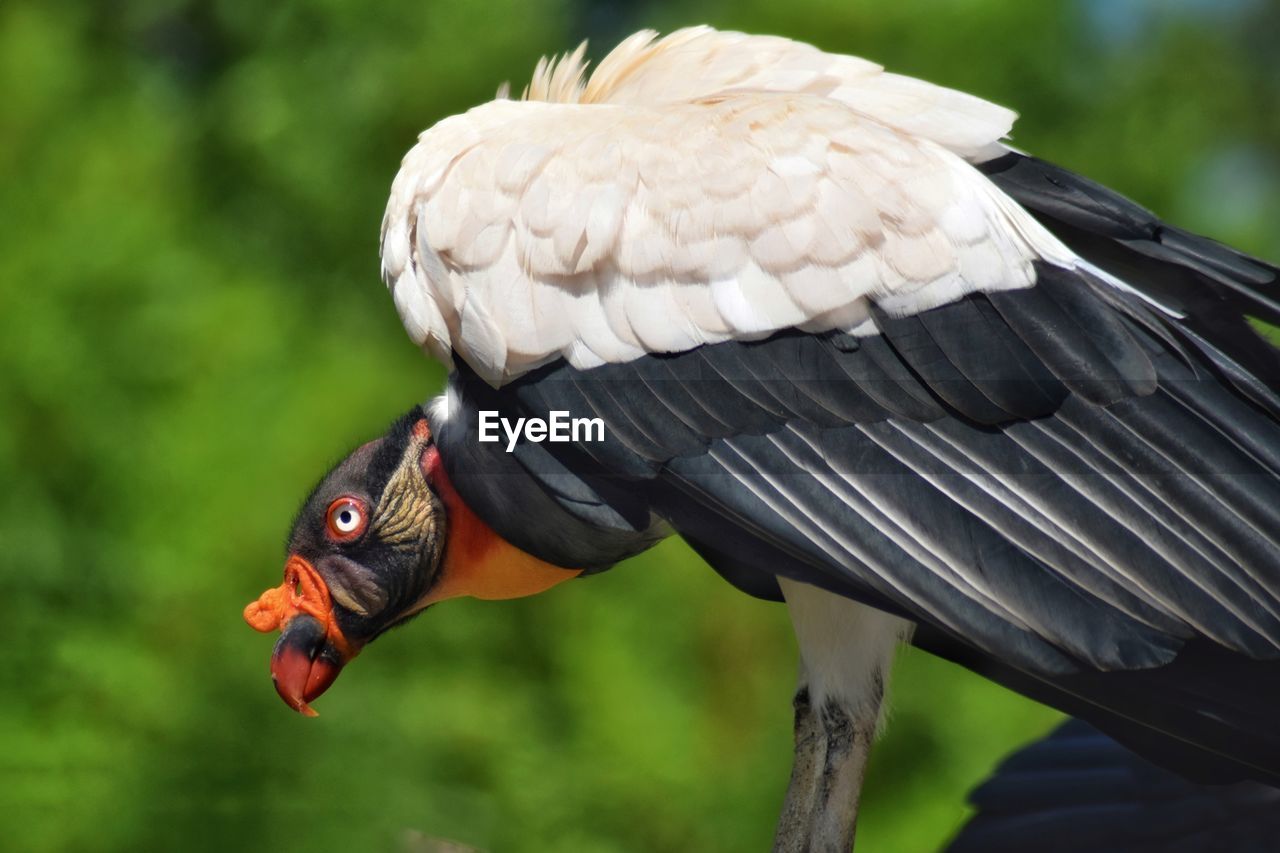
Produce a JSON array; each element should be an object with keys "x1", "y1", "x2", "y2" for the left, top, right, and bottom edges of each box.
[
  {"x1": 980, "y1": 151, "x2": 1280, "y2": 383},
  {"x1": 946, "y1": 720, "x2": 1280, "y2": 853}
]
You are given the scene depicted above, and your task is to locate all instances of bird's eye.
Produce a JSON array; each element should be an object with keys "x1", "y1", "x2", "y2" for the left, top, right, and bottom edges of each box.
[{"x1": 325, "y1": 496, "x2": 368, "y2": 542}]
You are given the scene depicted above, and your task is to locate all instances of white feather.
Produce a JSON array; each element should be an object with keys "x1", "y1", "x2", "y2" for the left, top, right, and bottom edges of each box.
[
  {"x1": 380, "y1": 27, "x2": 1078, "y2": 384},
  {"x1": 457, "y1": 288, "x2": 507, "y2": 381}
]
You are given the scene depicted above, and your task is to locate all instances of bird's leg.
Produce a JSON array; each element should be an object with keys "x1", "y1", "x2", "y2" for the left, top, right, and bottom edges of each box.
[
  {"x1": 773, "y1": 681, "x2": 822, "y2": 850},
  {"x1": 805, "y1": 683, "x2": 879, "y2": 851},
  {"x1": 772, "y1": 678, "x2": 881, "y2": 853},
  {"x1": 773, "y1": 578, "x2": 909, "y2": 852}
]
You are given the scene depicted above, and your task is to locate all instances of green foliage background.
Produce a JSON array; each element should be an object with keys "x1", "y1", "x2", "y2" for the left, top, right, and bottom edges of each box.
[{"x1": 3, "y1": 1, "x2": 1278, "y2": 850}]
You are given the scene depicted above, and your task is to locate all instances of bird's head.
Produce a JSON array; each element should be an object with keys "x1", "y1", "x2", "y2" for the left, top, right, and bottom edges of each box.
[{"x1": 244, "y1": 405, "x2": 580, "y2": 716}]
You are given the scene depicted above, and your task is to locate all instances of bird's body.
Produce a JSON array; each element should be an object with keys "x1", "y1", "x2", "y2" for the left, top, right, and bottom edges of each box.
[{"x1": 247, "y1": 27, "x2": 1280, "y2": 849}]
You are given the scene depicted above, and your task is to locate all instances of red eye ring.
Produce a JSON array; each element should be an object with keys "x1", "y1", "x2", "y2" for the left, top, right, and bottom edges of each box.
[{"x1": 325, "y1": 496, "x2": 368, "y2": 542}]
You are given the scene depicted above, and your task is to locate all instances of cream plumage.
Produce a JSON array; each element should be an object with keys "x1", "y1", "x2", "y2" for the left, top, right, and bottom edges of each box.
[{"x1": 381, "y1": 26, "x2": 1075, "y2": 383}]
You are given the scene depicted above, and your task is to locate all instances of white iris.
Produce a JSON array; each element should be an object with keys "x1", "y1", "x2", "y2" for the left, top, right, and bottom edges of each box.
[{"x1": 331, "y1": 503, "x2": 362, "y2": 533}]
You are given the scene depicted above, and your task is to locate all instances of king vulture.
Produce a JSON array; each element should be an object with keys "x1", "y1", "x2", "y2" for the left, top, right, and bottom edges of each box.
[{"x1": 245, "y1": 27, "x2": 1280, "y2": 850}]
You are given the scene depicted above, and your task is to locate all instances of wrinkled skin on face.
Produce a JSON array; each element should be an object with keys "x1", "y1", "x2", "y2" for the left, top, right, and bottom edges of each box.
[
  {"x1": 246, "y1": 406, "x2": 582, "y2": 715},
  {"x1": 245, "y1": 409, "x2": 446, "y2": 715}
]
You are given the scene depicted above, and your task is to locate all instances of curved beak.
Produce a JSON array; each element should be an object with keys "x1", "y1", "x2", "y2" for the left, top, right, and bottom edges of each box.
[
  {"x1": 271, "y1": 614, "x2": 347, "y2": 717},
  {"x1": 245, "y1": 554, "x2": 356, "y2": 717}
]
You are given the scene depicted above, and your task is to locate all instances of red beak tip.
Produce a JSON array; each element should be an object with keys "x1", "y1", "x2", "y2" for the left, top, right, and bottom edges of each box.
[
  {"x1": 270, "y1": 674, "x2": 302, "y2": 711},
  {"x1": 271, "y1": 675, "x2": 320, "y2": 717},
  {"x1": 270, "y1": 640, "x2": 341, "y2": 717}
]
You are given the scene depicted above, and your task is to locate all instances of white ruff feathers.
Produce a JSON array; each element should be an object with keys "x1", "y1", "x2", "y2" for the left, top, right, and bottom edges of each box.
[{"x1": 380, "y1": 26, "x2": 1077, "y2": 384}]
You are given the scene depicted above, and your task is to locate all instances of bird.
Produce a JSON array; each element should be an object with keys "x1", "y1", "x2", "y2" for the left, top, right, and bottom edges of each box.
[
  {"x1": 244, "y1": 26, "x2": 1280, "y2": 851},
  {"x1": 947, "y1": 720, "x2": 1280, "y2": 853}
]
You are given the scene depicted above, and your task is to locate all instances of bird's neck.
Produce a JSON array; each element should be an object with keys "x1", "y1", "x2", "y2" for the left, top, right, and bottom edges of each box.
[{"x1": 419, "y1": 442, "x2": 582, "y2": 605}]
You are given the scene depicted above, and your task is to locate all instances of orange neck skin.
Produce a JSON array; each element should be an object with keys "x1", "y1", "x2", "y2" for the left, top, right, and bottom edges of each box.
[{"x1": 417, "y1": 441, "x2": 581, "y2": 607}]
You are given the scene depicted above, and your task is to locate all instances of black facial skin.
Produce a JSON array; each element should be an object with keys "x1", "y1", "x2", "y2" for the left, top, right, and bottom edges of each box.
[{"x1": 287, "y1": 406, "x2": 447, "y2": 648}]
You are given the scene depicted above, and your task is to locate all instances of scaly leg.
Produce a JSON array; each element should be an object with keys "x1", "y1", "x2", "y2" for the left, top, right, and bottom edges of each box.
[
  {"x1": 772, "y1": 579, "x2": 910, "y2": 852},
  {"x1": 807, "y1": 690, "x2": 879, "y2": 851},
  {"x1": 773, "y1": 683, "x2": 822, "y2": 851}
]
